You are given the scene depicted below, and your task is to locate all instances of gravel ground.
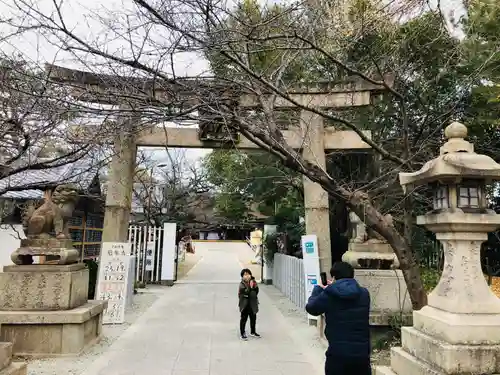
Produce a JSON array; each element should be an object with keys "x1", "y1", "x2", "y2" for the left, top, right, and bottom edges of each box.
[
  {"x1": 24, "y1": 286, "x2": 163, "y2": 375},
  {"x1": 176, "y1": 252, "x2": 201, "y2": 280},
  {"x1": 262, "y1": 284, "x2": 326, "y2": 354}
]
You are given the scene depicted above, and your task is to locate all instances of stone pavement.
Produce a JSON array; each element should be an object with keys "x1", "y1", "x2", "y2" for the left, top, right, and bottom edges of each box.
[{"x1": 81, "y1": 242, "x2": 325, "y2": 375}]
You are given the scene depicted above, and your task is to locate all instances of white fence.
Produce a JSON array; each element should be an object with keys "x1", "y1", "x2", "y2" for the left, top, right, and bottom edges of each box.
[
  {"x1": 128, "y1": 225, "x2": 165, "y2": 283},
  {"x1": 272, "y1": 253, "x2": 306, "y2": 310}
]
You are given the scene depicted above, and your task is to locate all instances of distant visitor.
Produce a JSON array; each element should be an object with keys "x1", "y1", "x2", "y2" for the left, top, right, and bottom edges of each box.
[
  {"x1": 305, "y1": 262, "x2": 371, "y2": 375},
  {"x1": 250, "y1": 227, "x2": 263, "y2": 264},
  {"x1": 238, "y1": 268, "x2": 261, "y2": 340}
]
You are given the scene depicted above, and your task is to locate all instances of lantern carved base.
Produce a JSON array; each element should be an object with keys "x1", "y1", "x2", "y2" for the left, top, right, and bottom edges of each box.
[
  {"x1": 376, "y1": 307, "x2": 500, "y2": 375},
  {"x1": 375, "y1": 321, "x2": 500, "y2": 375},
  {"x1": 375, "y1": 231, "x2": 500, "y2": 374},
  {"x1": 413, "y1": 305, "x2": 500, "y2": 345}
]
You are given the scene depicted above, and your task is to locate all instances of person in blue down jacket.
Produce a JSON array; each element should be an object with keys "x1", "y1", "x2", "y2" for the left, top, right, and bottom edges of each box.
[{"x1": 306, "y1": 261, "x2": 371, "y2": 375}]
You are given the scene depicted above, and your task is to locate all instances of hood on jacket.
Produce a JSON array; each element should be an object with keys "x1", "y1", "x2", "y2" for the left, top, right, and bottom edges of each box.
[{"x1": 324, "y1": 278, "x2": 362, "y2": 300}]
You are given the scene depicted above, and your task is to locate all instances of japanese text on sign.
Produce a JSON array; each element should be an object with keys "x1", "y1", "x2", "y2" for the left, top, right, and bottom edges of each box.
[
  {"x1": 105, "y1": 243, "x2": 129, "y2": 258},
  {"x1": 96, "y1": 242, "x2": 132, "y2": 325},
  {"x1": 145, "y1": 241, "x2": 155, "y2": 271}
]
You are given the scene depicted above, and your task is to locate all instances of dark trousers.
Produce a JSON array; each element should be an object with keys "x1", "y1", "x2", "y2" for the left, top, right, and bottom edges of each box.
[
  {"x1": 240, "y1": 307, "x2": 257, "y2": 335},
  {"x1": 325, "y1": 355, "x2": 371, "y2": 375}
]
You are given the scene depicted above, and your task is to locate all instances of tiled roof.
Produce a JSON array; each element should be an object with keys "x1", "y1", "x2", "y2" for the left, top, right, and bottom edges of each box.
[{"x1": 0, "y1": 158, "x2": 100, "y2": 200}]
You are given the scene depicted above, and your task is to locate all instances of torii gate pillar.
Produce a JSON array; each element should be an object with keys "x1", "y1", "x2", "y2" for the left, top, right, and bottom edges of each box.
[
  {"x1": 102, "y1": 130, "x2": 137, "y2": 243},
  {"x1": 300, "y1": 110, "x2": 332, "y2": 275}
]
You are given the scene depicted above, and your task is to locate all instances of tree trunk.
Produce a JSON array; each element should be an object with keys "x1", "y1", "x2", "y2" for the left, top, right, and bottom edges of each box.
[
  {"x1": 236, "y1": 124, "x2": 428, "y2": 310},
  {"x1": 347, "y1": 190, "x2": 427, "y2": 310},
  {"x1": 404, "y1": 196, "x2": 413, "y2": 248}
]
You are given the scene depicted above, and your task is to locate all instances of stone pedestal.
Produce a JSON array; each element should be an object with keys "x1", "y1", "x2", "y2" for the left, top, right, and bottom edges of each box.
[
  {"x1": 0, "y1": 342, "x2": 27, "y2": 375},
  {"x1": 354, "y1": 269, "x2": 412, "y2": 325},
  {"x1": 343, "y1": 241, "x2": 400, "y2": 269},
  {"x1": 0, "y1": 264, "x2": 88, "y2": 310},
  {"x1": 11, "y1": 239, "x2": 79, "y2": 265},
  {"x1": 375, "y1": 231, "x2": 500, "y2": 375},
  {"x1": 0, "y1": 264, "x2": 107, "y2": 357},
  {"x1": 342, "y1": 240, "x2": 411, "y2": 325}
]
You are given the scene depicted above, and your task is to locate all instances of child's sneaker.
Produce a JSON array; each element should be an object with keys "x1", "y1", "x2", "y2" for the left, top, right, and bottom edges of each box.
[
  {"x1": 250, "y1": 332, "x2": 261, "y2": 338},
  {"x1": 240, "y1": 333, "x2": 248, "y2": 340}
]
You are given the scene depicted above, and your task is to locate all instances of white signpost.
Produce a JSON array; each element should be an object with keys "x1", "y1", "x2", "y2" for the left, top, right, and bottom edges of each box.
[
  {"x1": 96, "y1": 242, "x2": 132, "y2": 324},
  {"x1": 161, "y1": 223, "x2": 177, "y2": 285},
  {"x1": 301, "y1": 234, "x2": 321, "y2": 321}
]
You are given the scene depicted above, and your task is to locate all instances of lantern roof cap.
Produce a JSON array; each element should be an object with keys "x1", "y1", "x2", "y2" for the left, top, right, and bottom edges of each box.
[{"x1": 399, "y1": 122, "x2": 500, "y2": 191}]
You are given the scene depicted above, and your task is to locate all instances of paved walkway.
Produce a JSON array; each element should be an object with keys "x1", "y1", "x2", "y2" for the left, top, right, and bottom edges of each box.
[{"x1": 81, "y1": 242, "x2": 325, "y2": 375}]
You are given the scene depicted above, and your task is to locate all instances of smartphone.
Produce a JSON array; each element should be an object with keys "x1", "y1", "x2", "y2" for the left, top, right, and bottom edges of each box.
[{"x1": 320, "y1": 272, "x2": 328, "y2": 286}]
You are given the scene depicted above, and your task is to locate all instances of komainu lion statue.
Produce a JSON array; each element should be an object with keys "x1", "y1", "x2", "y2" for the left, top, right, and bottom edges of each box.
[
  {"x1": 23, "y1": 184, "x2": 80, "y2": 240},
  {"x1": 349, "y1": 211, "x2": 393, "y2": 244},
  {"x1": 366, "y1": 213, "x2": 393, "y2": 243}
]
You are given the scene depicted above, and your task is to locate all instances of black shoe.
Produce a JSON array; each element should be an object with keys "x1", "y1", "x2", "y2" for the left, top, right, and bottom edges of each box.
[
  {"x1": 250, "y1": 332, "x2": 261, "y2": 338},
  {"x1": 240, "y1": 333, "x2": 248, "y2": 340}
]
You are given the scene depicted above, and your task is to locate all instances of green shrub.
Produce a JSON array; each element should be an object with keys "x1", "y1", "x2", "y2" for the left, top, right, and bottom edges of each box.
[
  {"x1": 371, "y1": 326, "x2": 400, "y2": 351},
  {"x1": 136, "y1": 281, "x2": 146, "y2": 289},
  {"x1": 420, "y1": 267, "x2": 441, "y2": 292},
  {"x1": 263, "y1": 232, "x2": 279, "y2": 265}
]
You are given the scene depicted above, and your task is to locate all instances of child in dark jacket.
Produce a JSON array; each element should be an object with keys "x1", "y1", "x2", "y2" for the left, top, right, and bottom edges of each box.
[{"x1": 238, "y1": 268, "x2": 260, "y2": 340}]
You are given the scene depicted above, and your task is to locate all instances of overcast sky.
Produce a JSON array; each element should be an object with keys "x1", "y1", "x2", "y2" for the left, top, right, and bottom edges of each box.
[
  {"x1": 0, "y1": 0, "x2": 213, "y2": 166},
  {"x1": 0, "y1": 0, "x2": 465, "y2": 76}
]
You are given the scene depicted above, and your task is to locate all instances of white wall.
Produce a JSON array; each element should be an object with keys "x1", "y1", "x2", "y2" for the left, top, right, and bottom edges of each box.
[
  {"x1": 0, "y1": 225, "x2": 25, "y2": 270},
  {"x1": 206, "y1": 232, "x2": 219, "y2": 240}
]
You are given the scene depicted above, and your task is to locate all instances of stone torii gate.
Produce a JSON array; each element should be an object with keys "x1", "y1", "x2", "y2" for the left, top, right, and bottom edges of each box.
[{"x1": 46, "y1": 64, "x2": 391, "y2": 274}]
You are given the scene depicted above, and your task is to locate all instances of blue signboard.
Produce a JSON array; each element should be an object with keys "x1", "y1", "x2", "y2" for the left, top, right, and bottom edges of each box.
[{"x1": 305, "y1": 241, "x2": 315, "y2": 254}]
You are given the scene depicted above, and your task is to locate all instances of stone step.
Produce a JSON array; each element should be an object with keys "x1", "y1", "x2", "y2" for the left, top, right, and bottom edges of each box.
[
  {"x1": 372, "y1": 365, "x2": 397, "y2": 375},
  {"x1": 391, "y1": 347, "x2": 442, "y2": 375},
  {"x1": 0, "y1": 362, "x2": 27, "y2": 375},
  {"x1": 0, "y1": 343, "x2": 12, "y2": 369},
  {"x1": 401, "y1": 326, "x2": 500, "y2": 374}
]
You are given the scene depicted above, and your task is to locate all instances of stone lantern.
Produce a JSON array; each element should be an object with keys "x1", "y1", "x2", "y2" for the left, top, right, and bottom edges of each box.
[{"x1": 375, "y1": 121, "x2": 500, "y2": 375}]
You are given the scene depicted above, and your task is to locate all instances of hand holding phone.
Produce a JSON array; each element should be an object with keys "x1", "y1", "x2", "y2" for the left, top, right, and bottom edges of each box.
[{"x1": 320, "y1": 272, "x2": 328, "y2": 286}]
